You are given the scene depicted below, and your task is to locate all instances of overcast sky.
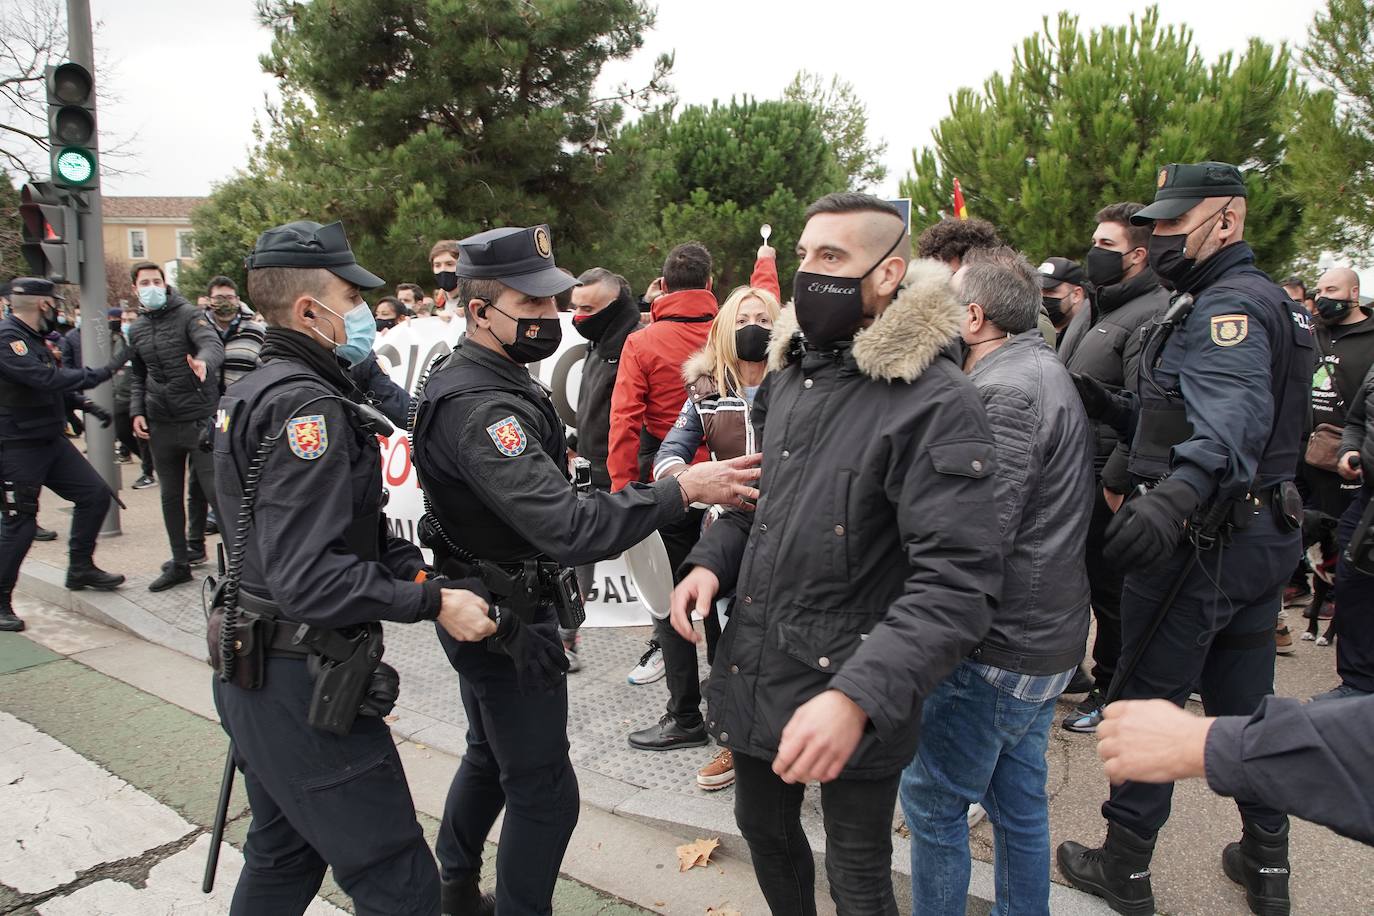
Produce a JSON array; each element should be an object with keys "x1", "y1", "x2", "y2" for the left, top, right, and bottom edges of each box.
[{"x1": 63, "y1": 0, "x2": 1367, "y2": 281}]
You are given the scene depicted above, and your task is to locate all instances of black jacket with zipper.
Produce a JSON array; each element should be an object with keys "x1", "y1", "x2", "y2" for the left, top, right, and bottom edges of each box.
[
  {"x1": 686, "y1": 260, "x2": 1003, "y2": 778},
  {"x1": 573, "y1": 298, "x2": 642, "y2": 490},
  {"x1": 127, "y1": 289, "x2": 224, "y2": 423}
]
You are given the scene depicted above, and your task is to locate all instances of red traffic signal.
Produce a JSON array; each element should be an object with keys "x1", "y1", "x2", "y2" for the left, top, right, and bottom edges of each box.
[{"x1": 19, "y1": 182, "x2": 79, "y2": 283}]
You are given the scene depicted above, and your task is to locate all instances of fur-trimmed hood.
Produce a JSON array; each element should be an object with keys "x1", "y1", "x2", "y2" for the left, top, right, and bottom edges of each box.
[
  {"x1": 767, "y1": 258, "x2": 963, "y2": 383},
  {"x1": 681, "y1": 346, "x2": 717, "y2": 386}
]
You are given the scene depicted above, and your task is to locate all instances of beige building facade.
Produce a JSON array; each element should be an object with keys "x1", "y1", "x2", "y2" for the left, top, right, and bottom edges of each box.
[{"x1": 101, "y1": 197, "x2": 205, "y2": 285}]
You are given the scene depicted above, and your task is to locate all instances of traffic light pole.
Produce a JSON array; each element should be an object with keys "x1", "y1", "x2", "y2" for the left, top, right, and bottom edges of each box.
[{"x1": 67, "y1": 0, "x2": 119, "y2": 536}]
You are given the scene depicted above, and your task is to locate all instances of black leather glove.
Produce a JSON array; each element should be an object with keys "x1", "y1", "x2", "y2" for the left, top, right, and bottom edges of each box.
[
  {"x1": 1103, "y1": 477, "x2": 1201, "y2": 569},
  {"x1": 1071, "y1": 373, "x2": 1132, "y2": 435},
  {"x1": 85, "y1": 403, "x2": 112, "y2": 428},
  {"x1": 502, "y1": 617, "x2": 569, "y2": 694}
]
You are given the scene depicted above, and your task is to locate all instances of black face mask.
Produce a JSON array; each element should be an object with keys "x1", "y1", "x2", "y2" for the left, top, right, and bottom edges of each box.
[
  {"x1": 1041, "y1": 295, "x2": 1067, "y2": 327},
  {"x1": 434, "y1": 271, "x2": 459, "y2": 293},
  {"x1": 1086, "y1": 246, "x2": 1128, "y2": 287},
  {"x1": 792, "y1": 231, "x2": 905, "y2": 348},
  {"x1": 1315, "y1": 297, "x2": 1353, "y2": 324},
  {"x1": 40, "y1": 308, "x2": 61, "y2": 334},
  {"x1": 735, "y1": 323, "x2": 772, "y2": 362},
  {"x1": 375, "y1": 318, "x2": 397, "y2": 332},
  {"x1": 1148, "y1": 199, "x2": 1230, "y2": 284},
  {"x1": 572, "y1": 304, "x2": 620, "y2": 342},
  {"x1": 484, "y1": 302, "x2": 562, "y2": 363},
  {"x1": 108, "y1": 320, "x2": 121, "y2": 337}
]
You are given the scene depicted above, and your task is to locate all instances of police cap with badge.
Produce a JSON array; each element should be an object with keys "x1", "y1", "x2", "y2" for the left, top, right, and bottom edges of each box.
[
  {"x1": 244, "y1": 220, "x2": 385, "y2": 290},
  {"x1": 1131, "y1": 161, "x2": 1247, "y2": 224},
  {"x1": 1037, "y1": 258, "x2": 1085, "y2": 290},
  {"x1": 8, "y1": 277, "x2": 66, "y2": 301},
  {"x1": 455, "y1": 225, "x2": 579, "y2": 297}
]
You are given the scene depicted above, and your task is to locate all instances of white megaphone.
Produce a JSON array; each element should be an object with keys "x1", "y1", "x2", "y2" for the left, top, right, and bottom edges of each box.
[{"x1": 622, "y1": 531, "x2": 674, "y2": 620}]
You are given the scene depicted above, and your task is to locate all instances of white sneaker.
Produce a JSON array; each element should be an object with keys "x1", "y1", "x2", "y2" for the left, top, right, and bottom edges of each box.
[
  {"x1": 967, "y1": 803, "x2": 987, "y2": 827},
  {"x1": 627, "y1": 642, "x2": 665, "y2": 685}
]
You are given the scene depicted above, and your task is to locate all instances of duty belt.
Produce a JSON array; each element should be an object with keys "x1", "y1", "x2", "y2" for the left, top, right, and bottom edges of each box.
[{"x1": 235, "y1": 590, "x2": 316, "y2": 659}]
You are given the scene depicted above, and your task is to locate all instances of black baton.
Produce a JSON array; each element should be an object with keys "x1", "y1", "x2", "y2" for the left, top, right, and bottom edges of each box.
[{"x1": 202, "y1": 741, "x2": 237, "y2": 893}]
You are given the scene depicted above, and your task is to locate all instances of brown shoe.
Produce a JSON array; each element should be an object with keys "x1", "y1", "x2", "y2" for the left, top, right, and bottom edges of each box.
[
  {"x1": 696, "y1": 748, "x2": 734, "y2": 791},
  {"x1": 1275, "y1": 625, "x2": 1296, "y2": 656}
]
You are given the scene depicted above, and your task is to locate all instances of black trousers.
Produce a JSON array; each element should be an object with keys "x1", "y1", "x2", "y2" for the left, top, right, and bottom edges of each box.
[
  {"x1": 1335, "y1": 487, "x2": 1374, "y2": 692},
  {"x1": 435, "y1": 614, "x2": 579, "y2": 916},
  {"x1": 1086, "y1": 488, "x2": 1125, "y2": 687},
  {"x1": 0, "y1": 437, "x2": 109, "y2": 598},
  {"x1": 733, "y1": 752, "x2": 900, "y2": 915},
  {"x1": 654, "y1": 508, "x2": 711, "y2": 727},
  {"x1": 1103, "y1": 509, "x2": 1297, "y2": 836},
  {"x1": 114, "y1": 408, "x2": 154, "y2": 476},
  {"x1": 147, "y1": 418, "x2": 217, "y2": 565},
  {"x1": 212, "y1": 658, "x2": 440, "y2": 916}
]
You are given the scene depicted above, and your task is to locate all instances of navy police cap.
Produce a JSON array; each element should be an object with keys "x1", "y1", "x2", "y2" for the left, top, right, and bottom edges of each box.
[
  {"x1": 8, "y1": 277, "x2": 65, "y2": 301},
  {"x1": 244, "y1": 220, "x2": 384, "y2": 290},
  {"x1": 456, "y1": 225, "x2": 579, "y2": 298},
  {"x1": 1132, "y1": 162, "x2": 1247, "y2": 225}
]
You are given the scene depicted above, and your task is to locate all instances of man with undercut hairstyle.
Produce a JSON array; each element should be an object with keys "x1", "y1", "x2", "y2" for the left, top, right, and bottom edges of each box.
[
  {"x1": 672, "y1": 193, "x2": 1002, "y2": 914},
  {"x1": 1060, "y1": 162, "x2": 1312, "y2": 916}
]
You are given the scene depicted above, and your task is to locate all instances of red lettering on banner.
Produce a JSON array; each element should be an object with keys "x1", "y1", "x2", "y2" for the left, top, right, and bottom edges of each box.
[{"x1": 379, "y1": 435, "x2": 413, "y2": 486}]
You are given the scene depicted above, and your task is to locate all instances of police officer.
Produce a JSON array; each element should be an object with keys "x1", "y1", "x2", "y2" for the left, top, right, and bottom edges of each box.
[
  {"x1": 1059, "y1": 163, "x2": 1311, "y2": 916},
  {"x1": 410, "y1": 225, "x2": 760, "y2": 916},
  {"x1": 211, "y1": 221, "x2": 495, "y2": 915},
  {"x1": 0, "y1": 278, "x2": 126, "y2": 632}
]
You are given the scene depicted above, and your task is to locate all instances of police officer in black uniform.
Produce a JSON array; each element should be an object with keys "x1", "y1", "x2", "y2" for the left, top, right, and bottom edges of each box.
[
  {"x1": 1, "y1": 278, "x2": 126, "y2": 632},
  {"x1": 210, "y1": 221, "x2": 496, "y2": 916},
  {"x1": 1059, "y1": 163, "x2": 1312, "y2": 916},
  {"x1": 410, "y1": 225, "x2": 760, "y2": 916}
]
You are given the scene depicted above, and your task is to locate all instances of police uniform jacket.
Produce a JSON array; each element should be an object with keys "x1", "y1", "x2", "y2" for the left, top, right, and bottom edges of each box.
[
  {"x1": 1058, "y1": 269, "x2": 1169, "y2": 476},
  {"x1": 128, "y1": 289, "x2": 224, "y2": 423},
  {"x1": 213, "y1": 330, "x2": 442, "y2": 629},
  {"x1": 412, "y1": 336, "x2": 686, "y2": 569},
  {"x1": 0, "y1": 314, "x2": 111, "y2": 441},
  {"x1": 686, "y1": 260, "x2": 1003, "y2": 778},
  {"x1": 1123, "y1": 242, "x2": 1313, "y2": 502}
]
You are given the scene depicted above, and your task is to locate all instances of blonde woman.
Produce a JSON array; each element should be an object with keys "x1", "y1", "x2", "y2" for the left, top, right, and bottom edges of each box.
[{"x1": 648, "y1": 273, "x2": 781, "y2": 792}]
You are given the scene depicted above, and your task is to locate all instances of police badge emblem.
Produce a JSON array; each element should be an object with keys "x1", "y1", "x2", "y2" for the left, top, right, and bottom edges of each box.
[
  {"x1": 1210, "y1": 314, "x2": 1248, "y2": 347},
  {"x1": 286, "y1": 415, "x2": 328, "y2": 459},
  {"x1": 534, "y1": 226, "x2": 552, "y2": 259},
  {"x1": 1157, "y1": 168, "x2": 1169, "y2": 188},
  {"x1": 487, "y1": 415, "x2": 527, "y2": 456},
  {"x1": 9, "y1": 340, "x2": 28, "y2": 356}
]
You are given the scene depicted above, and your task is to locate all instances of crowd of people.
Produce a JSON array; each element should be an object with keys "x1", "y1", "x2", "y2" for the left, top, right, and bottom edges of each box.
[{"x1": 0, "y1": 157, "x2": 1372, "y2": 916}]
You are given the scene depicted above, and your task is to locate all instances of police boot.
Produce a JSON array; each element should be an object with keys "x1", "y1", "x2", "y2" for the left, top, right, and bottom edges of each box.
[
  {"x1": 1222, "y1": 819, "x2": 1291, "y2": 915},
  {"x1": 65, "y1": 559, "x2": 126, "y2": 591},
  {"x1": 1057, "y1": 822, "x2": 1156, "y2": 916},
  {"x1": 441, "y1": 876, "x2": 495, "y2": 916},
  {"x1": 0, "y1": 593, "x2": 23, "y2": 632}
]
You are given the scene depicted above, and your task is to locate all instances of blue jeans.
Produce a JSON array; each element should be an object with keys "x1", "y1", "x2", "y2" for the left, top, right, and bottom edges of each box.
[{"x1": 900, "y1": 661, "x2": 1059, "y2": 916}]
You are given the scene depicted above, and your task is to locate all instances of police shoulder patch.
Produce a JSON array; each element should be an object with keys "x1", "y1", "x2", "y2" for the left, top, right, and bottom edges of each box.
[
  {"x1": 486, "y1": 415, "x2": 527, "y2": 457},
  {"x1": 1209, "y1": 314, "x2": 1248, "y2": 347},
  {"x1": 9, "y1": 340, "x2": 28, "y2": 356},
  {"x1": 286, "y1": 414, "x2": 328, "y2": 460}
]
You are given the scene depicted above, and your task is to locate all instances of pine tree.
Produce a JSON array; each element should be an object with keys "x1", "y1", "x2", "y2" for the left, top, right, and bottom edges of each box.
[{"x1": 899, "y1": 7, "x2": 1302, "y2": 272}]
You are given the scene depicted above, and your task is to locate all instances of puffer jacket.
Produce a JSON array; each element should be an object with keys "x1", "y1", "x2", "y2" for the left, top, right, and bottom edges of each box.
[
  {"x1": 686, "y1": 259, "x2": 1003, "y2": 778},
  {"x1": 573, "y1": 297, "x2": 642, "y2": 489},
  {"x1": 1339, "y1": 361, "x2": 1374, "y2": 479},
  {"x1": 652, "y1": 348, "x2": 757, "y2": 481},
  {"x1": 127, "y1": 289, "x2": 225, "y2": 422},
  {"x1": 1058, "y1": 269, "x2": 1169, "y2": 473},
  {"x1": 966, "y1": 332, "x2": 1094, "y2": 675}
]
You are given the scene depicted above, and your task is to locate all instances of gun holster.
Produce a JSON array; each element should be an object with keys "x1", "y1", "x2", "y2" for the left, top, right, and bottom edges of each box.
[{"x1": 295, "y1": 622, "x2": 391, "y2": 736}]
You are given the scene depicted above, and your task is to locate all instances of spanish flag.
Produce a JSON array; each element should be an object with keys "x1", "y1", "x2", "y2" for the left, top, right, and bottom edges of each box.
[{"x1": 952, "y1": 178, "x2": 968, "y2": 221}]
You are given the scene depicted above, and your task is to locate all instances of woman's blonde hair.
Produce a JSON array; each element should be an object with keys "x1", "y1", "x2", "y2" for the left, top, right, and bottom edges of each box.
[{"x1": 706, "y1": 284, "x2": 781, "y2": 396}]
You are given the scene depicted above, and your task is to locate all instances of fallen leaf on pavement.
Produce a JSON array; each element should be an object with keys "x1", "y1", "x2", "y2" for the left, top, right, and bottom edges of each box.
[{"x1": 677, "y1": 837, "x2": 720, "y2": 872}]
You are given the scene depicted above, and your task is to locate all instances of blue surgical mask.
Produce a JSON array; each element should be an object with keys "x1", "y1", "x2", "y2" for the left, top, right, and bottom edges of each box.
[
  {"x1": 138, "y1": 285, "x2": 168, "y2": 310},
  {"x1": 311, "y1": 298, "x2": 376, "y2": 367},
  {"x1": 120, "y1": 321, "x2": 133, "y2": 336}
]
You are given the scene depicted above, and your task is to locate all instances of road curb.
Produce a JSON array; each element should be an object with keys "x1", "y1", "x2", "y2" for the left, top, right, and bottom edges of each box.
[{"x1": 18, "y1": 558, "x2": 1112, "y2": 915}]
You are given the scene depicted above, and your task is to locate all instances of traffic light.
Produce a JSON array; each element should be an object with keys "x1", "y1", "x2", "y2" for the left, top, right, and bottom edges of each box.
[
  {"x1": 46, "y1": 62, "x2": 98, "y2": 189},
  {"x1": 19, "y1": 182, "x2": 80, "y2": 283}
]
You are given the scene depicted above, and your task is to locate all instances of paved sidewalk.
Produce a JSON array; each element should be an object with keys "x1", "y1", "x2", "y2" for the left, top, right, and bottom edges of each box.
[{"x1": 17, "y1": 459, "x2": 1374, "y2": 914}]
